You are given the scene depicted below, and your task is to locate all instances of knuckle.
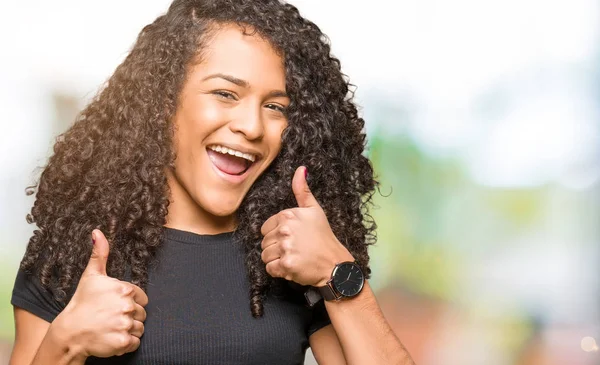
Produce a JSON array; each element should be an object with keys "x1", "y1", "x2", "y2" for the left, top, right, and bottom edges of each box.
[
  {"x1": 278, "y1": 225, "x2": 291, "y2": 237},
  {"x1": 282, "y1": 210, "x2": 295, "y2": 220},
  {"x1": 118, "y1": 334, "x2": 132, "y2": 349},
  {"x1": 280, "y1": 256, "x2": 294, "y2": 270},
  {"x1": 121, "y1": 316, "x2": 134, "y2": 331},
  {"x1": 120, "y1": 283, "x2": 133, "y2": 296},
  {"x1": 122, "y1": 302, "x2": 135, "y2": 313},
  {"x1": 280, "y1": 239, "x2": 292, "y2": 252}
]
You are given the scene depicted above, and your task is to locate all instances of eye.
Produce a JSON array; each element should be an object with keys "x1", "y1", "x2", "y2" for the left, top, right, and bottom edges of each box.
[
  {"x1": 213, "y1": 90, "x2": 237, "y2": 100},
  {"x1": 265, "y1": 103, "x2": 286, "y2": 114}
]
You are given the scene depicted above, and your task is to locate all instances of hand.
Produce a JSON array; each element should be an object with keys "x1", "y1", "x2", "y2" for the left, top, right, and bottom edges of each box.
[
  {"x1": 52, "y1": 229, "x2": 149, "y2": 359},
  {"x1": 260, "y1": 166, "x2": 354, "y2": 287}
]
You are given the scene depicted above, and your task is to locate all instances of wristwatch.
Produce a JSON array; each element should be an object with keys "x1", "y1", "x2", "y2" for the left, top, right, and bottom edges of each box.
[
  {"x1": 303, "y1": 261, "x2": 364, "y2": 306},
  {"x1": 304, "y1": 261, "x2": 365, "y2": 306},
  {"x1": 319, "y1": 261, "x2": 365, "y2": 301}
]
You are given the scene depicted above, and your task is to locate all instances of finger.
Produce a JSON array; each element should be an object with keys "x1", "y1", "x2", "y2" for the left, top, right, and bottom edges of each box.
[
  {"x1": 124, "y1": 335, "x2": 141, "y2": 354},
  {"x1": 292, "y1": 166, "x2": 319, "y2": 208},
  {"x1": 260, "y1": 213, "x2": 280, "y2": 237},
  {"x1": 130, "y1": 284, "x2": 149, "y2": 307},
  {"x1": 132, "y1": 303, "x2": 147, "y2": 322},
  {"x1": 260, "y1": 229, "x2": 279, "y2": 250},
  {"x1": 123, "y1": 300, "x2": 147, "y2": 322},
  {"x1": 129, "y1": 320, "x2": 145, "y2": 338},
  {"x1": 261, "y1": 242, "x2": 281, "y2": 264},
  {"x1": 265, "y1": 259, "x2": 283, "y2": 278},
  {"x1": 83, "y1": 229, "x2": 109, "y2": 276}
]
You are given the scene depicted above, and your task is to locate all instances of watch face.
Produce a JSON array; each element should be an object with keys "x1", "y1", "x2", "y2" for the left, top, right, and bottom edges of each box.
[{"x1": 332, "y1": 262, "x2": 364, "y2": 297}]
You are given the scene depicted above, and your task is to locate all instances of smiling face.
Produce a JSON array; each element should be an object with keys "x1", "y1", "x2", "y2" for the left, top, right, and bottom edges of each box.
[{"x1": 165, "y1": 24, "x2": 289, "y2": 234}]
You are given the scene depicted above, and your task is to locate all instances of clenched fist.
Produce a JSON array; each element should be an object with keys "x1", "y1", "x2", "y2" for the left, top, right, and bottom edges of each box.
[
  {"x1": 260, "y1": 166, "x2": 354, "y2": 287},
  {"x1": 52, "y1": 229, "x2": 148, "y2": 359}
]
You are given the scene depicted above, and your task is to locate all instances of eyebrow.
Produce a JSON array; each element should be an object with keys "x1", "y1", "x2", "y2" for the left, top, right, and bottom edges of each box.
[
  {"x1": 202, "y1": 73, "x2": 289, "y2": 99},
  {"x1": 265, "y1": 90, "x2": 289, "y2": 99},
  {"x1": 203, "y1": 73, "x2": 248, "y2": 87}
]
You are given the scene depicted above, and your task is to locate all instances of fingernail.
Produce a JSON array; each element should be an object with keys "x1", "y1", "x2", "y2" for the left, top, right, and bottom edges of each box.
[
  {"x1": 304, "y1": 167, "x2": 308, "y2": 179},
  {"x1": 91, "y1": 230, "x2": 96, "y2": 245}
]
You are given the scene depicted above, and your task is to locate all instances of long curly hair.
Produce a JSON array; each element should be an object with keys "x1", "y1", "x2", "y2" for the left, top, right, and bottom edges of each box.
[{"x1": 21, "y1": 0, "x2": 377, "y2": 317}]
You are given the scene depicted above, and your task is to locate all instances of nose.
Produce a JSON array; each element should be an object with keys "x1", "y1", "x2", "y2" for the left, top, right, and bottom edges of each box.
[{"x1": 229, "y1": 104, "x2": 265, "y2": 141}]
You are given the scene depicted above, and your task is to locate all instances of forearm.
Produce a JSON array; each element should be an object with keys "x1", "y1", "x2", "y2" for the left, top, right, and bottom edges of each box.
[
  {"x1": 324, "y1": 281, "x2": 414, "y2": 365},
  {"x1": 29, "y1": 323, "x2": 87, "y2": 365}
]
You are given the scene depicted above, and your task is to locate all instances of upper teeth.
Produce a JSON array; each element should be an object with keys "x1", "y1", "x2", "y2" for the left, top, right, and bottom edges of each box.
[{"x1": 208, "y1": 145, "x2": 256, "y2": 162}]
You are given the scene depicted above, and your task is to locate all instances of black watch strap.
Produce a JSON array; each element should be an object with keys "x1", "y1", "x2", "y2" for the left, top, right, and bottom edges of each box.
[
  {"x1": 318, "y1": 283, "x2": 340, "y2": 301},
  {"x1": 304, "y1": 283, "x2": 340, "y2": 306},
  {"x1": 304, "y1": 287, "x2": 322, "y2": 307}
]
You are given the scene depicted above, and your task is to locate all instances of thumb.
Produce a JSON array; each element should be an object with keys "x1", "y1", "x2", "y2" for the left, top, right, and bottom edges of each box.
[
  {"x1": 84, "y1": 229, "x2": 109, "y2": 276},
  {"x1": 292, "y1": 166, "x2": 319, "y2": 208}
]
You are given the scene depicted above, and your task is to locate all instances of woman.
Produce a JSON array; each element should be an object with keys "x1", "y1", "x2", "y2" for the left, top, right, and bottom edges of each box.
[{"x1": 10, "y1": 0, "x2": 414, "y2": 364}]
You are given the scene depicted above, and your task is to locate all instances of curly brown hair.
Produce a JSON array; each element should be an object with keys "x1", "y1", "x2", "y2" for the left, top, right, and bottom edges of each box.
[{"x1": 21, "y1": 0, "x2": 377, "y2": 317}]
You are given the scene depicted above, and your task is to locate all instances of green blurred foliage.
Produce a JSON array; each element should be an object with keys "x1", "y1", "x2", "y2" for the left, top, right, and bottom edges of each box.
[
  {"x1": 0, "y1": 262, "x2": 16, "y2": 340},
  {"x1": 367, "y1": 128, "x2": 553, "y2": 358},
  {"x1": 368, "y1": 129, "x2": 546, "y2": 298}
]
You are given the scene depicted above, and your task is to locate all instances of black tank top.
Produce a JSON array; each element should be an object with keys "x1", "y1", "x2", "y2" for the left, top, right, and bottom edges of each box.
[{"x1": 11, "y1": 228, "x2": 330, "y2": 364}]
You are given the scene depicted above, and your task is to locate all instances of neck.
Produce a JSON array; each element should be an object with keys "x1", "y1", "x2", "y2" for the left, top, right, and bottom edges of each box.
[{"x1": 164, "y1": 168, "x2": 236, "y2": 235}]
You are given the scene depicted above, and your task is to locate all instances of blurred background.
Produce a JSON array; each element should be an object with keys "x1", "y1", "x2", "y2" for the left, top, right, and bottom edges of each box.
[{"x1": 1, "y1": 0, "x2": 598, "y2": 364}]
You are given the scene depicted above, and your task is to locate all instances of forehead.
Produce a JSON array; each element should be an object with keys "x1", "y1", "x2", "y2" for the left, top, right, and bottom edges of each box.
[{"x1": 195, "y1": 24, "x2": 286, "y2": 88}]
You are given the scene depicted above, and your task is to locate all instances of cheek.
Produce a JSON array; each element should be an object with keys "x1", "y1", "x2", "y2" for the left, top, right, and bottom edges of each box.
[
  {"x1": 173, "y1": 101, "x2": 225, "y2": 165},
  {"x1": 178, "y1": 94, "x2": 228, "y2": 129},
  {"x1": 188, "y1": 100, "x2": 229, "y2": 134},
  {"x1": 265, "y1": 120, "x2": 287, "y2": 153},
  {"x1": 198, "y1": 102, "x2": 228, "y2": 125}
]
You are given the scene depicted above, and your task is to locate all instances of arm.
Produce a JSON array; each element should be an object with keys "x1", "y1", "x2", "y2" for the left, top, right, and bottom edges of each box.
[
  {"x1": 309, "y1": 324, "x2": 347, "y2": 365},
  {"x1": 10, "y1": 308, "x2": 86, "y2": 365},
  {"x1": 10, "y1": 229, "x2": 148, "y2": 365},
  {"x1": 260, "y1": 167, "x2": 415, "y2": 365},
  {"x1": 311, "y1": 281, "x2": 414, "y2": 365}
]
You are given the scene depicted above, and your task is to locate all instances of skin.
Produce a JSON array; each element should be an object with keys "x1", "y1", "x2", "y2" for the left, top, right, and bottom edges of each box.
[
  {"x1": 263, "y1": 166, "x2": 414, "y2": 364},
  {"x1": 164, "y1": 24, "x2": 290, "y2": 235},
  {"x1": 10, "y1": 25, "x2": 414, "y2": 365}
]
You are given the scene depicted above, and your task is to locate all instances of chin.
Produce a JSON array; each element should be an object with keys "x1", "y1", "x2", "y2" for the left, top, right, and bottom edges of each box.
[
  {"x1": 200, "y1": 192, "x2": 243, "y2": 218},
  {"x1": 208, "y1": 205, "x2": 238, "y2": 218}
]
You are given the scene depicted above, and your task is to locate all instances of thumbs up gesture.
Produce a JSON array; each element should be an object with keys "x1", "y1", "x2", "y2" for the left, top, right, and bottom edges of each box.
[
  {"x1": 260, "y1": 166, "x2": 354, "y2": 287},
  {"x1": 52, "y1": 229, "x2": 148, "y2": 359}
]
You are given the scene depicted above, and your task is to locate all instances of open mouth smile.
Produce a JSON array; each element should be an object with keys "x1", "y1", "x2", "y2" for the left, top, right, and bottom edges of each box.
[{"x1": 206, "y1": 144, "x2": 261, "y2": 182}]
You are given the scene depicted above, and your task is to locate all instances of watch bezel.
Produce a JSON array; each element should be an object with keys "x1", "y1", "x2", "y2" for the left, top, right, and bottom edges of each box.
[{"x1": 330, "y1": 261, "x2": 364, "y2": 298}]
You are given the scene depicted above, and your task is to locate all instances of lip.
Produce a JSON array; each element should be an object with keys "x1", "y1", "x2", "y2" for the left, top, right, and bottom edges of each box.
[{"x1": 206, "y1": 147, "x2": 257, "y2": 185}]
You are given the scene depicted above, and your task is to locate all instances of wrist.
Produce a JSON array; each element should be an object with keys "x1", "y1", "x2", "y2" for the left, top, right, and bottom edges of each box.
[
  {"x1": 315, "y1": 247, "x2": 355, "y2": 288},
  {"x1": 49, "y1": 311, "x2": 88, "y2": 362}
]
